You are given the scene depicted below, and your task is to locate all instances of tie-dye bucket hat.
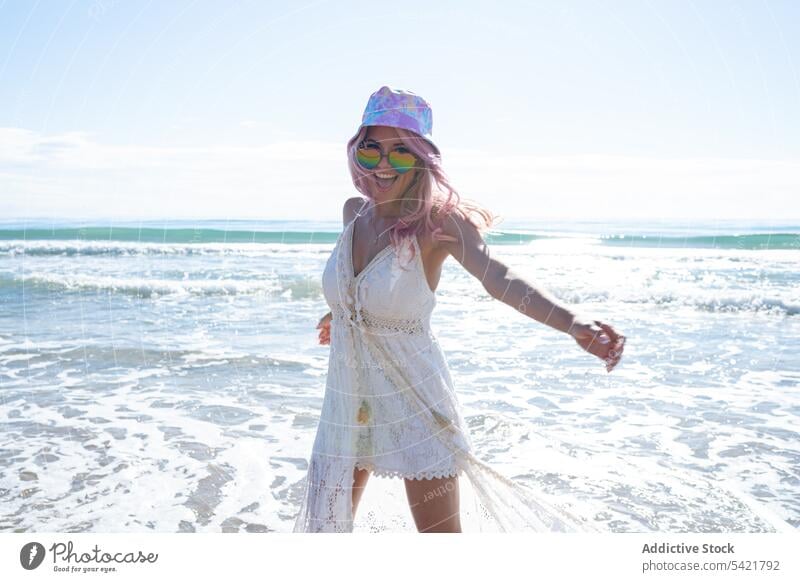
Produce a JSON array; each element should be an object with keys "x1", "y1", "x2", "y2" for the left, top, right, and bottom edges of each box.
[{"x1": 351, "y1": 85, "x2": 441, "y2": 157}]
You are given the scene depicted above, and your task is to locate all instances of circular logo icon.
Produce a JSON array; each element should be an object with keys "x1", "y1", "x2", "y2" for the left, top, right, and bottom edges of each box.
[{"x1": 20, "y1": 542, "x2": 46, "y2": 570}]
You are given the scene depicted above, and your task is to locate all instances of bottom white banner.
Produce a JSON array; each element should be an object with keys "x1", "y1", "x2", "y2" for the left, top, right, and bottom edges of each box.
[{"x1": 2, "y1": 532, "x2": 797, "y2": 581}]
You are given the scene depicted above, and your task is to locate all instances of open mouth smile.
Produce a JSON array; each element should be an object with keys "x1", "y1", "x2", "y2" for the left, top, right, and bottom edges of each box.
[{"x1": 373, "y1": 172, "x2": 398, "y2": 192}]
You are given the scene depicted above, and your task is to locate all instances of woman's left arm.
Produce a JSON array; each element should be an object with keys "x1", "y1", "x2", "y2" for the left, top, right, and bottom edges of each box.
[{"x1": 437, "y1": 211, "x2": 626, "y2": 372}]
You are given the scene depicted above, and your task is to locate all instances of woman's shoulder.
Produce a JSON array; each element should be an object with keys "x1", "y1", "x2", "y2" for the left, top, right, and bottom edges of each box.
[
  {"x1": 430, "y1": 202, "x2": 482, "y2": 244},
  {"x1": 342, "y1": 196, "x2": 366, "y2": 227}
]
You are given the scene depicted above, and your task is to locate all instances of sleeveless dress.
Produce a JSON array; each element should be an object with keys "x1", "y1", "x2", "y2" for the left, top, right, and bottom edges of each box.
[{"x1": 292, "y1": 203, "x2": 600, "y2": 533}]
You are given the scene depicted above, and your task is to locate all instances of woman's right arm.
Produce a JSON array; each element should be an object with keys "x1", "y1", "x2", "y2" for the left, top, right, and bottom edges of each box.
[
  {"x1": 316, "y1": 311, "x2": 332, "y2": 345},
  {"x1": 317, "y1": 197, "x2": 365, "y2": 345}
]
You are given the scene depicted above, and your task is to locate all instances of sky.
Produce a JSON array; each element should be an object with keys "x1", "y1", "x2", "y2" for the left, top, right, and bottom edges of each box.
[{"x1": 0, "y1": 0, "x2": 798, "y2": 222}]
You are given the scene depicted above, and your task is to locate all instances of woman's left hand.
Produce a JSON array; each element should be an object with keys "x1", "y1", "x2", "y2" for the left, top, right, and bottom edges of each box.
[{"x1": 568, "y1": 317, "x2": 626, "y2": 373}]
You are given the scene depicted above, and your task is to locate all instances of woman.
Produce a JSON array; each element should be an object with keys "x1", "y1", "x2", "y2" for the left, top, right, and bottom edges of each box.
[{"x1": 293, "y1": 86, "x2": 626, "y2": 533}]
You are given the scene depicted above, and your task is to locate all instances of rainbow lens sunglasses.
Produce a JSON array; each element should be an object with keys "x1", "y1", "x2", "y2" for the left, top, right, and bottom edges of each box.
[{"x1": 356, "y1": 140, "x2": 417, "y2": 174}]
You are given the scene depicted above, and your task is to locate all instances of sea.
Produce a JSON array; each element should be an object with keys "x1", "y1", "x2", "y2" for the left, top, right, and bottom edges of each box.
[{"x1": 0, "y1": 217, "x2": 798, "y2": 533}]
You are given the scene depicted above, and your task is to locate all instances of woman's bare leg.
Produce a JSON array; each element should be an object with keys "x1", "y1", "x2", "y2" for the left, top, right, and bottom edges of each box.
[
  {"x1": 404, "y1": 475, "x2": 462, "y2": 532},
  {"x1": 352, "y1": 466, "x2": 370, "y2": 518}
]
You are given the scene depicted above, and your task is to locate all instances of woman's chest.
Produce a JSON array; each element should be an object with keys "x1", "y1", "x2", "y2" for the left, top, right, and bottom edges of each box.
[{"x1": 322, "y1": 237, "x2": 434, "y2": 318}]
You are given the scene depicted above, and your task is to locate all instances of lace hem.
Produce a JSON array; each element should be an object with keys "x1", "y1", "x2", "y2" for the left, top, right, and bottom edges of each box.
[
  {"x1": 332, "y1": 304, "x2": 425, "y2": 335},
  {"x1": 354, "y1": 461, "x2": 461, "y2": 481}
]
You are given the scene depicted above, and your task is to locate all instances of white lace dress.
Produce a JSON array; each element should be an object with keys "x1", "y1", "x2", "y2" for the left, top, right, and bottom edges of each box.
[{"x1": 293, "y1": 208, "x2": 599, "y2": 533}]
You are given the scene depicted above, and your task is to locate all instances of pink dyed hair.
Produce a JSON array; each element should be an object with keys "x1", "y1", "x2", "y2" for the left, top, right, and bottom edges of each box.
[{"x1": 345, "y1": 125, "x2": 501, "y2": 261}]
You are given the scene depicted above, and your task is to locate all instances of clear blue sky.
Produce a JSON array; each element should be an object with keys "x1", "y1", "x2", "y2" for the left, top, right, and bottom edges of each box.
[{"x1": 1, "y1": 0, "x2": 798, "y2": 221}]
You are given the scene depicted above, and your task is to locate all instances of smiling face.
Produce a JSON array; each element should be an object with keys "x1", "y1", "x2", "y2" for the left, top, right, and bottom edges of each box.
[{"x1": 360, "y1": 125, "x2": 419, "y2": 210}]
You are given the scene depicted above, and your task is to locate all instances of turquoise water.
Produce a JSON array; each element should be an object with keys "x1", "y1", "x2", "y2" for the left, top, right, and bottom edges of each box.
[
  {"x1": 2, "y1": 218, "x2": 798, "y2": 249},
  {"x1": 1, "y1": 218, "x2": 798, "y2": 532}
]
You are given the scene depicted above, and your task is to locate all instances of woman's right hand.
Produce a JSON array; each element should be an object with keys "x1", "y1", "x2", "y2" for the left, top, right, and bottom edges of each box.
[{"x1": 316, "y1": 311, "x2": 332, "y2": 345}]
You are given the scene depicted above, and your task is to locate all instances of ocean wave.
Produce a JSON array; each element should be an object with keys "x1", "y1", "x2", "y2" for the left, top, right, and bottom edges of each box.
[
  {"x1": 534, "y1": 283, "x2": 798, "y2": 316},
  {"x1": 0, "y1": 343, "x2": 320, "y2": 372},
  {"x1": 617, "y1": 291, "x2": 800, "y2": 316},
  {"x1": 3, "y1": 271, "x2": 795, "y2": 315},
  {"x1": 0, "y1": 227, "x2": 342, "y2": 246},
  {"x1": 690, "y1": 294, "x2": 800, "y2": 316},
  {"x1": 599, "y1": 233, "x2": 800, "y2": 251},
  {"x1": 3, "y1": 227, "x2": 797, "y2": 250},
  {"x1": 0, "y1": 272, "x2": 322, "y2": 299},
  {"x1": 0, "y1": 239, "x2": 332, "y2": 257}
]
